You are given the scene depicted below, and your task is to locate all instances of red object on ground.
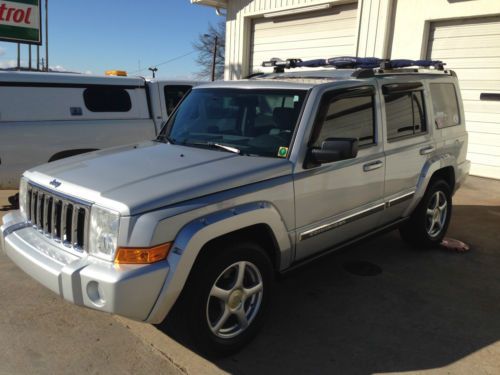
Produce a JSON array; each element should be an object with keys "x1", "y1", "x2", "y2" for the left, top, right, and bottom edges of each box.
[{"x1": 440, "y1": 237, "x2": 470, "y2": 253}]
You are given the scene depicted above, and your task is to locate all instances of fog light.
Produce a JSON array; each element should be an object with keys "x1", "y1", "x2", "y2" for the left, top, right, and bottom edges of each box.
[{"x1": 87, "y1": 281, "x2": 106, "y2": 307}]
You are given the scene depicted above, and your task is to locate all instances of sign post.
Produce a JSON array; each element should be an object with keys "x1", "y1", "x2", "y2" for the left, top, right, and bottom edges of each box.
[{"x1": 0, "y1": 0, "x2": 41, "y2": 45}]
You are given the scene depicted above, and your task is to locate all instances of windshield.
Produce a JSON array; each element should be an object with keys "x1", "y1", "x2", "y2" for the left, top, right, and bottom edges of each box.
[{"x1": 161, "y1": 88, "x2": 307, "y2": 158}]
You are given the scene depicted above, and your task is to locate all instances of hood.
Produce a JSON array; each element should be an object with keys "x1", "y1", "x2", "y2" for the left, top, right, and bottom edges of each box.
[{"x1": 25, "y1": 141, "x2": 292, "y2": 215}]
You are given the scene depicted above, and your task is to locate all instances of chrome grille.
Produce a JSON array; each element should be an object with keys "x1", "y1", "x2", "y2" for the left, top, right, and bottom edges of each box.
[{"x1": 26, "y1": 183, "x2": 90, "y2": 252}]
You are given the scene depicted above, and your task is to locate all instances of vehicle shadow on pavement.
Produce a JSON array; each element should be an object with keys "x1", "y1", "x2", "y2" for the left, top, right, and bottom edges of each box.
[{"x1": 159, "y1": 204, "x2": 500, "y2": 374}]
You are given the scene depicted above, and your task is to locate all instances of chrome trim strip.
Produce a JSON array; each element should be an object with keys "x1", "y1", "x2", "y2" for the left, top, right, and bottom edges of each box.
[
  {"x1": 299, "y1": 190, "x2": 417, "y2": 241},
  {"x1": 299, "y1": 203, "x2": 385, "y2": 241},
  {"x1": 387, "y1": 191, "x2": 415, "y2": 207}
]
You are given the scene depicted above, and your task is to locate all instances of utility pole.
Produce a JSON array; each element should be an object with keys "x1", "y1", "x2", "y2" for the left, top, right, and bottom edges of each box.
[
  {"x1": 17, "y1": 43, "x2": 20, "y2": 70},
  {"x1": 211, "y1": 35, "x2": 218, "y2": 81},
  {"x1": 45, "y1": 0, "x2": 49, "y2": 71},
  {"x1": 148, "y1": 67, "x2": 158, "y2": 78}
]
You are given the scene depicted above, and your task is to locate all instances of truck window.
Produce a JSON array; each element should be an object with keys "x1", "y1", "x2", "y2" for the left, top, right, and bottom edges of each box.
[
  {"x1": 83, "y1": 86, "x2": 132, "y2": 112},
  {"x1": 165, "y1": 85, "x2": 192, "y2": 116},
  {"x1": 312, "y1": 90, "x2": 375, "y2": 148},
  {"x1": 384, "y1": 89, "x2": 426, "y2": 141},
  {"x1": 430, "y1": 83, "x2": 461, "y2": 128}
]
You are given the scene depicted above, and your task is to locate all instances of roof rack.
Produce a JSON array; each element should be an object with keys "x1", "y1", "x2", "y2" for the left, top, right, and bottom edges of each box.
[{"x1": 261, "y1": 57, "x2": 448, "y2": 77}]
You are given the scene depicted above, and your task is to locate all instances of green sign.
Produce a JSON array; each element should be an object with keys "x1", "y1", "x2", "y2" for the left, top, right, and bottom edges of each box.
[{"x1": 0, "y1": 0, "x2": 41, "y2": 44}]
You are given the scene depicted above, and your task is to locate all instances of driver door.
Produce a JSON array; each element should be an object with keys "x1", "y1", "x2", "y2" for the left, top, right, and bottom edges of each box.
[{"x1": 294, "y1": 86, "x2": 386, "y2": 261}]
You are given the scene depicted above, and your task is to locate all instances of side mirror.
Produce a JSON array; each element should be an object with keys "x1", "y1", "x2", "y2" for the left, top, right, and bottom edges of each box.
[{"x1": 309, "y1": 137, "x2": 359, "y2": 165}]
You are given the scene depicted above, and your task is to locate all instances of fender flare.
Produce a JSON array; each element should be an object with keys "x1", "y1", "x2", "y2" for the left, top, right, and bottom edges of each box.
[
  {"x1": 403, "y1": 153, "x2": 457, "y2": 217},
  {"x1": 146, "y1": 201, "x2": 292, "y2": 323}
]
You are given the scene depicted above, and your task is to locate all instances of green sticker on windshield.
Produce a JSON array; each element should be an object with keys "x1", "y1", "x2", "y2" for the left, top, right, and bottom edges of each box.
[{"x1": 278, "y1": 146, "x2": 288, "y2": 158}]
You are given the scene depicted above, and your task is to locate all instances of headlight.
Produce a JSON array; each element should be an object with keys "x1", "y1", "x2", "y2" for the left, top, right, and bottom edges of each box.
[
  {"x1": 19, "y1": 177, "x2": 28, "y2": 219},
  {"x1": 88, "y1": 205, "x2": 120, "y2": 261}
]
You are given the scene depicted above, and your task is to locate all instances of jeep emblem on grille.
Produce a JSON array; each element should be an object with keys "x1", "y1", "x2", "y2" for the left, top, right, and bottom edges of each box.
[{"x1": 49, "y1": 179, "x2": 61, "y2": 188}]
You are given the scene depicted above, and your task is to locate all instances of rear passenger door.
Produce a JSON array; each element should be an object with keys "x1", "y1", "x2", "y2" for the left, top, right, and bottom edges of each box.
[
  {"x1": 380, "y1": 81, "x2": 435, "y2": 223},
  {"x1": 294, "y1": 85, "x2": 386, "y2": 261}
]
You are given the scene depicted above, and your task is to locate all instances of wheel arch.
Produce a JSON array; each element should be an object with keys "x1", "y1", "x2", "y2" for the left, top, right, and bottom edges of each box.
[
  {"x1": 146, "y1": 201, "x2": 292, "y2": 324},
  {"x1": 404, "y1": 154, "x2": 458, "y2": 217}
]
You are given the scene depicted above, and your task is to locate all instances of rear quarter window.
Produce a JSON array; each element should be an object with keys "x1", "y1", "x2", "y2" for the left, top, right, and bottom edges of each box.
[
  {"x1": 429, "y1": 83, "x2": 461, "y2": 128},
  {"x1": 83, "y1": 86, "x2": 132, "y2": 112}
]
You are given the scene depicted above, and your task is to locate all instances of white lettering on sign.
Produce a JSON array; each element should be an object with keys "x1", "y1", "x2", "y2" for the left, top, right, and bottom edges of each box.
[{"x1": 0, "y1": 1, "x2": 39, "y2": 29}]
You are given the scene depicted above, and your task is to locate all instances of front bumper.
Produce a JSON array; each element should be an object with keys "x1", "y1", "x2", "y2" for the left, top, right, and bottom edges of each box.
[{"x1": 1, "y1": 211, "x2": 169, "y2": 321}]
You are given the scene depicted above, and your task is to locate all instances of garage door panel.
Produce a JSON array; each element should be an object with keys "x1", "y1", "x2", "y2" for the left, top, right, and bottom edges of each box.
[
  {"x1": 466, "y1": 121, "x2": 500, "y2": 135},
  {"x1": 461, "y1": 91, "x2": 500, "y2": 101},
  {"x1": 468, "y1": 132, "x2": 500, "y2": 147},
  {"x1": 255, "y1": 20, "x2": 356, "y2": 40},
  {"x1": 466, "y1": 112, "x2": 500, "y2": 124},
  {"x1": 469, "y1": 144, "x2": 500, "y2": 157},
  {"x1": 450, "y1": 69, "x2": 500, "y2": 81},
  {"x1": 252, "y1": 46, "x2": 355, "y2": 60},
  {"x1": 428, "y1": 16, "x2": 500, "y2": 179},
  {"x1": 250, "y1": 4, "x2": 357, "y2": 75},
  {"x1": 254, "y1": 36, "x2": 356, "y2": 52},
  {"x1": 431, "y1": 20, "x2": 500, "y2": 38},
  {"x1": 441, "y1": 57, "x2": 500, "y2": 69},
  {"x1": 430, "y1": 34, "x2": 500, "y2": 50},
  {"x1": 459, "y1": 81, "x2": 500, "y2": 91},
  {"x1": 463, "y1": 100, "x2": 500, "y2": 114},
  {"x1": 470, "y1": 164, "x2": 500, "y2": 178},
  {"x1": 434, "y1": 47, "x2": 500, "y2": 59},
  {"x1": 468, "y1": 152, "x2": 500, "y2": 167},
  {"x1": 253, "y1": 5, "x2": 357, "y2": 30}
]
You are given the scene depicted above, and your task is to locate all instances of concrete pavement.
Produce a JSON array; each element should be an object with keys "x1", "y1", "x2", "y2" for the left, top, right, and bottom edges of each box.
[
  {"x1": 1, "y1": 176, "x2": 500, "y2": 374},
  {"x1": 0, "y1": 190, "x2": 181, "y2": 375}
]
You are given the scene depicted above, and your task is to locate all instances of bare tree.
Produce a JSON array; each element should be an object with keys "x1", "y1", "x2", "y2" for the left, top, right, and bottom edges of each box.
[{"x1": 193, "y1": 22, "x2": 225, "y2": 80}]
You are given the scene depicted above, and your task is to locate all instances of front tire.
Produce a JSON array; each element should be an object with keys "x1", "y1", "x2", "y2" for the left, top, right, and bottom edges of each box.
[
  {"x1": 183, "y1": 242, "x2": 273, "y2": 357},
  {"x1": 400, "y1": 179, "x2": 452, "y2": 248}
]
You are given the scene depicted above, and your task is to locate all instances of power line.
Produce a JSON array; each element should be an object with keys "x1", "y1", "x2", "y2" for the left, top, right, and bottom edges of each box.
[{"x1": 129, "y1": 50, "x2": 196, "y2": 75}]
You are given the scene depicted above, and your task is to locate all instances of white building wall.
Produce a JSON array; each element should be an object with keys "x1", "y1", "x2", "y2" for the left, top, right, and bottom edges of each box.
[
  {"x1": 224, "y1": 0, "x2": 393, "y2": 80},
  {"x1": 197, "y1": 0, "x2": 500, "y2": 178}
]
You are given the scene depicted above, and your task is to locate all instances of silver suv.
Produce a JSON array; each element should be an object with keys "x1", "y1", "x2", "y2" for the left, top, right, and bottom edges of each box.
[{"x1": 1, "y1": 58, "x2": 470, "y2": 356}]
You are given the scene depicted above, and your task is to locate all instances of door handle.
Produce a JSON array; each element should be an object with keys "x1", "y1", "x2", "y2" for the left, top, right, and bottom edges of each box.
[
  {"x1": 363, "y1": 160, "x2": 383, "y2": 172},
  {"x1": 420, "y1": 146, "x2": 435, "y2": 155}
]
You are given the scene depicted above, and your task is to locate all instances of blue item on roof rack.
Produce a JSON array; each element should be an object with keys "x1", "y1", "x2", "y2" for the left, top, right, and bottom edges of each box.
[{"x1": 262, "y1": 57, "x2": 445, "y2": 71}]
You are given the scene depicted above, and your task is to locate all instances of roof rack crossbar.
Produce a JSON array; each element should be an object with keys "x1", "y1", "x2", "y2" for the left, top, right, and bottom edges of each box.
[{"x1": 261, "y1": 56, "x2": 445, "y2": 73}]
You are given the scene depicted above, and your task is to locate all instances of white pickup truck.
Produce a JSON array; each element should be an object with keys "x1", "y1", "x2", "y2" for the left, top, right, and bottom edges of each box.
[{"x1": 0, "y1": 70, "x2": 199, "y2": 189}]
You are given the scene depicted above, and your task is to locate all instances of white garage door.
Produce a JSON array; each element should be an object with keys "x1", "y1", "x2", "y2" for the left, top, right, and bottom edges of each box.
[
  {"x1": 427, "y1": 16, "x2": 500, "y2": 179},
  {"x1": 250, "y1": 2, "x2": 358, "y2": 74}
]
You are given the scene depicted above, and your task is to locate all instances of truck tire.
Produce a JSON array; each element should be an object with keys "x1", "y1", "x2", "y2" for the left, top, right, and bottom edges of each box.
[
  {"x1": 182, "y1": 241, "x2": 274, "y2": 357},
  {"x1": 399, "y1": 179, "x2": 452, "y2": 248}
]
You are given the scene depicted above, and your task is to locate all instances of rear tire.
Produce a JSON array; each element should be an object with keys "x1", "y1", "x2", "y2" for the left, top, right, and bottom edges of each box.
[
  {"x1": 181, "y1": 241, "x2": 274, "y2": 357},
  {"x1": 400, "y1": 179, "x2": 452, "y2": 248}
]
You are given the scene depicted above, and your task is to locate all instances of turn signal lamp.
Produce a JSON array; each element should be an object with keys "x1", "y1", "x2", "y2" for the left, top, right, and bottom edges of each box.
[
  {"x1": 114, "y1": 243, "x2": 172, "y2": 264},
  {"x1": 105, "y1": 70, "x2": 128, "y2": 77}
]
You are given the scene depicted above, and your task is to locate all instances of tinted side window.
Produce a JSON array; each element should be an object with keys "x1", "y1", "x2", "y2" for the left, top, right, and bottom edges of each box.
[
  {"x1": 83, "y1": 86, "x2": 131, "y2": 112},
  {"x1": 313, "y1": 93, "x2": 375, "y2": 148},
  {"x1": 430, "y1": 83, "x2": 461, "y2": 128},
  {"x1": 384, "y1": 90, "x2": 426, "y2": 140},
  {"x1": 165, "y1": 85, "x2": 192, "y2": 116}
]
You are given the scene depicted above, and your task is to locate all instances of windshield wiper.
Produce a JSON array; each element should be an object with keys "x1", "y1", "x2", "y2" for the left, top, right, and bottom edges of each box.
[{"x1": 188, "y1": 141, "x2": 241, "y2": 154}]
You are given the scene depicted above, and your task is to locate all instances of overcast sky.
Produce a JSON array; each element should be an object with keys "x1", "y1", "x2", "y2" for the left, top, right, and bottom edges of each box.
[{"x1": 0, "y1": 0, "x2": 222, "y2": 79}]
